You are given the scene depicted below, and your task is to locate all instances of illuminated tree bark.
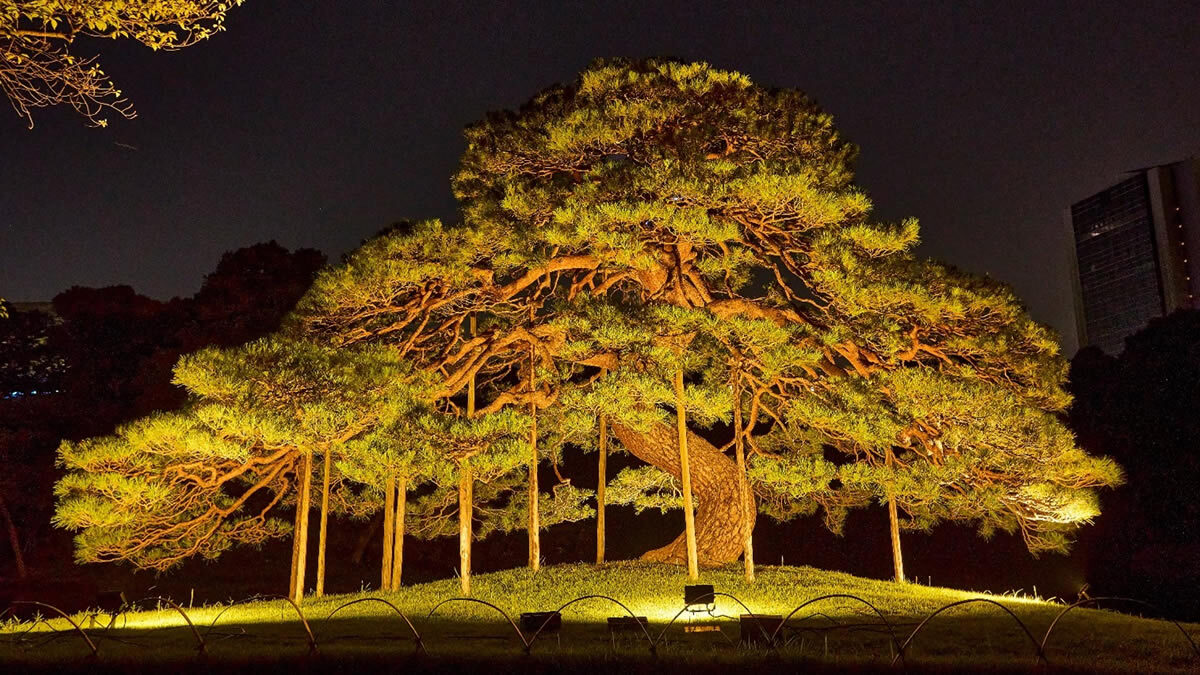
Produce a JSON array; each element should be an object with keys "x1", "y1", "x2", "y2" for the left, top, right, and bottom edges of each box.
[
  {"x1": 609, "y1": 421, "x2": 754, "y2": 568},
  {"x1": 315, "y1": 449, "x2": 332, "y2": 597}
]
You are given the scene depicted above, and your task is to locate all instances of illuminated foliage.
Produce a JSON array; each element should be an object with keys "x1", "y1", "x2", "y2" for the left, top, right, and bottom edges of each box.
[
  {"x1": 54, "y1": 337, "x2": 427, "y2": 570},
  {"x1": 1, "y1": 1, "x2": 245, "y2": 127},
  {"x1": 294, "y1": 58, "x2": 1117, "y2": 559},
  {"x1": 55, "y1": 59, "x2": 1119, "y2": 579}
]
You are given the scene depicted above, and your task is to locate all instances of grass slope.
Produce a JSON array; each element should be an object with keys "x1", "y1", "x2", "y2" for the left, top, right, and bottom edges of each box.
[{"x1": 1, "y1": 562, "x2": 1196, "y2": 673}]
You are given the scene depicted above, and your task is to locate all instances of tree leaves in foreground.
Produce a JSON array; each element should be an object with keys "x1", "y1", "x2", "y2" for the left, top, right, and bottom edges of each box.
[{"x1": 2, "y1": 1, "x2": 245, "y2": 127}]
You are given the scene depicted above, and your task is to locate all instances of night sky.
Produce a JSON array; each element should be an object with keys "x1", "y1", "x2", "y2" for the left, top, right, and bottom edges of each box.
[{"x1": 2, "y1": 1, "x2": 1198, "y2": 352}]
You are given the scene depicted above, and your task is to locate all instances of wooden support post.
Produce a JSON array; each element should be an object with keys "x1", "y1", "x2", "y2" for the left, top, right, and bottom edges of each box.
[
  {"x1": 316, "y1": 449, "x2": 333, "y2": 597},
  {"x1": 732, "y1": 375, "x2": 755, "y2": 582},
  {"x1": 459, "y1": 464, "x2": 473, "y2": 596},
  {"x1": 460, "y1": 313, "x2": 476, "y2": 596},
  {"x1": 596, "y1": 406, "x2": 608, "y2": 564},
  {"x1": 291, "y1": 452, "x2": 313, "y2": 603},
  {"x1": 391, "y1": 475, "x2": 406, "y2": 590},
  {"x1": 674, "y1": 368, "x2": 699, "y2": 580},
  {"x1": 528, "y1": 313, "x2": 540, "y2": 572},
  {"x1": 382, "y1": 472, "x2": 395, "y2": 591},
  {"x1": 886, "y1": 448, "x2": 905, "y2": 583}
]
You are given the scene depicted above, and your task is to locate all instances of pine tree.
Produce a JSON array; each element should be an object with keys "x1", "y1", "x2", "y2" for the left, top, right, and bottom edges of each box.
[
  {"x1": 57, "y1": 58, "x2": 1120, "y2": 583},
  {"x1": 285, "y1": 59, "x2": 1118, "y2": 568}
]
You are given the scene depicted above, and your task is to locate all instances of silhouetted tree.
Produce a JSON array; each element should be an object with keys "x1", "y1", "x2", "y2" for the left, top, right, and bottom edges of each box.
[
  {"x1": 1069, "y1": 310, "x2": 1200, "y2": 618},
  {"x1": 2, "y1": 243, "x2": 323, "y2": 578}
]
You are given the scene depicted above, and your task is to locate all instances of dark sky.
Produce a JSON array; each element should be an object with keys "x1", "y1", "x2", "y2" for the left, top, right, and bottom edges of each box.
[{"x1": 2, "y1": 1, "x2": 1198, "y2": 351}]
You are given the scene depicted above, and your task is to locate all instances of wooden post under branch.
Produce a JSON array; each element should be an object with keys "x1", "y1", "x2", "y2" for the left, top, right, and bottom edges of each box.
[
  {"x1": 886, "y1": 447, "x2": 905, "y2": 583},
  {"x1": 674, "y1": 368, "x2": 700, "y2": 580},
  {"x1": 291, "y1": 451, "x2": 313, "y2": 603},
  {"x1": 528, "y1": 309, "x2": 540, "y2": 572},
  {"x1": 382, "y1": 472, "x2": 395, "y2": 591},
  {"x1": 288, "y1": 468, "x2": 302, "y2": 597},
  {"x1": 315, "y1": 448, "x2": 333, "y2": 597},
  {"x1": 459, "y1": 463, "x2": 473, "y2": 596},
  {"x1": 390, "y1": 475, "x2": 406, "y2": 590},
  {"x1": 595, "y1": 368, "x2": 608, "y2": 564},
  {"x1": 460, "y1": 313, "x2": 476, "y2": 597},
  {"x1": 732, "y1": 374, "x2": 755, "y2": 582}
]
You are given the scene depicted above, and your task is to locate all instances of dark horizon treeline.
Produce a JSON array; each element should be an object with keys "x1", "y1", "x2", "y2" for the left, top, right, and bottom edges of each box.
[
  {"x1": 0, "y1": 242, "x2": 326, "y2": 597},
  {"x1": 0, "y1": 247, "x2": 1197, "y2": 621},
  {"x1": 1065, "y1": 310, "x2": 1200, "y2": 621}
]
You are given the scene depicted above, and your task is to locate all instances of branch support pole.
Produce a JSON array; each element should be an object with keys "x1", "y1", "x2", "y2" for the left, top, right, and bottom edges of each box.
[
  {"x1": 886, "y1": 447, "x2": 905, "y2": 583},
  {"x1": 316, "y1": 449, "x2": 332, "y2": 597},
  {"x1": 291, "y1": 451, "x2": 313, "y2": 603},
  {"x1": 596, "y1": 367, "x2": 608, "y2": 564},
  {"x1": 528, "y1": 307, "x2": 540, "y2": 572},
  {"x1": 674, "y1": 368, "x2": 699, "y2": 580},
  {"x1": 460, "y1": 314, "x2": 476, "y2": 596},
  {"x1": 391, "y1": 475, "x2": 406, "y2": 590},
  {"x1": 732, "y1": 374, "x2": 755, "y2": 582}
]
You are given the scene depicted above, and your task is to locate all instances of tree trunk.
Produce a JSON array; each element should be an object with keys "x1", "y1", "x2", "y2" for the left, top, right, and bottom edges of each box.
[
  {"x1": 609, "y1": 421, "x2": 755, "y2": 568},
  {"x1": 595, "y1": 411, "x2": 607, "y2": 564},
  {"x1": 458, "y1": 463, "x2": 473, "y2": 596},
  {"x1": 673, "y1": 369, "x2": 700, "y2": 579},
  {"x1": 315, "y1": 449, "x2": 333, "y2": 597},
  {"x1": 390, "y1": 475, "x2": 406, "y2": 590},
  {"x1": 290, "y1": 452, "x2": 313, "y2": 603},
  {"x1": 528, "y1": 401, "x2": 540, "y2": 572},
  {"x1": 0, "y1": 490, "x2": 28, "y2": 579},
  {"x1": 382, "y1": 472, "x2": 395, "y2": 591},
  {"x1": 732, "y1": 376, "x2": 755, "y2": 582}
]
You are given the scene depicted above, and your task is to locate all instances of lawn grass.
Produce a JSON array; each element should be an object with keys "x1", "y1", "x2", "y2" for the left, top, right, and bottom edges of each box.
[{"x1": 1, "y1": 562, "x2": 1196, "y2": 673}]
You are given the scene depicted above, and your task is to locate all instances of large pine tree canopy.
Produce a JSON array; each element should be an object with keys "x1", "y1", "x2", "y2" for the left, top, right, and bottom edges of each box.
[{"x1": 56, "y1": 59, "x2": 1119, "y2": 573}]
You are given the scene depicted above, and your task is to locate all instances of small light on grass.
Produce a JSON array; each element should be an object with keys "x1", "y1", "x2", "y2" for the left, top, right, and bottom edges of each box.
[
  {"x1": 519, "y1": 610, "x2": 562, "y2": 634},
  {"x1": 684, "y1": 584, "x2": 715, "y2": 608},
  {"x1": 739, "y1": 613, "x2": 784, "y2": 646},
  {"x1": 607, "y1": 615, "x2": 648, "y2": 647}
]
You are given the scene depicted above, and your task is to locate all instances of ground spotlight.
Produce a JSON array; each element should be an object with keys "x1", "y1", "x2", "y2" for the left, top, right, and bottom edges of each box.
[
  {"x1": 519, "y1": 610, "x2": 562, "y2": 635},
  {"x1": 739, "y1": 613, "x2": 784, "y2": 646},
  {"x1": 683, "y1": 584, "x2": 715, "y2": 608},
  {"x1": 607, "y1": 615, "x2": 648, "y2": 646}
]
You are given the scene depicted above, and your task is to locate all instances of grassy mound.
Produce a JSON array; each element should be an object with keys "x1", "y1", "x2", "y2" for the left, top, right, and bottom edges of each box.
[{"x1": 2, "y1": 562, "x2": 1196, "y2": 673}]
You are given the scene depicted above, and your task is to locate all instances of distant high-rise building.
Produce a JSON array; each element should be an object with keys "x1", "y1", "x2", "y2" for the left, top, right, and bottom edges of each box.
[{"x1": 1067, "y1": 157, "x2": 1200, "y2": 354}]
